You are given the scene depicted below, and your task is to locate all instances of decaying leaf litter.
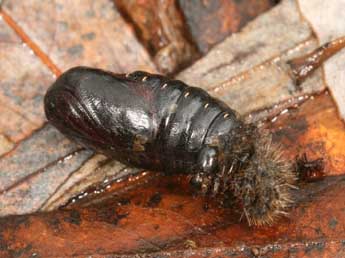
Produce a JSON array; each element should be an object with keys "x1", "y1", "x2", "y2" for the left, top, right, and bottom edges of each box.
[{"x1": 1, "y1": 0, "x2": 345, "y2": 257}]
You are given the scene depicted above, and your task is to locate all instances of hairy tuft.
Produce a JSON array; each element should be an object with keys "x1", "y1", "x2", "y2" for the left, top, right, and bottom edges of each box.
[{"x1": 231, "y1": 134, "x2": 297, "y2": 226}]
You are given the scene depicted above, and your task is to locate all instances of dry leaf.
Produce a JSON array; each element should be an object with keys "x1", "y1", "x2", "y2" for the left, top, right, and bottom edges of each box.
[
  {"x1": 1, "y1": 0, "x2": 345, "y2": 257},
  {"x1": 298, "y1": 0, "x2": 345, "y2": 119}
]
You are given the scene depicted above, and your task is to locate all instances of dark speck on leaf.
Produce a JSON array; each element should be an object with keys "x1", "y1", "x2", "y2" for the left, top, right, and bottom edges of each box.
[
  {"x1": 64, "y1": 210, "x2": 81, "y2": 225},
  {"x1": 9, "y1": 215, "x2": 30, "y2": 230},
  {"x1": 166, "y1": 181, "x2": 177, "y2": 192},
  {"x1": 96, "y1": 207, "x2": 128, "y2": 225},
  {"x1": 11, "y1": 244, "x2": 33, "y2": 257},
  {"x1": 85, "y1": 9, "x2": 95, "y2": 17},
  {"x1": 81, "y1": 32, "x2": 96, "y2": 41},
  {"x1": 0, "y1": 234, "x2": 7, "y2": 251},
  {"x1": 171, "y1": 203, "x2": 184, "y2": 212},
  {"x1": 314, "y1": 227, "x2": 323, "y2": 236},
  {"x1": 117, "y1": 198, "x2": 131, "y2": 206},
  {"x1": 48, "y1": 217, "x2": 61, "y2": 231},
  {"x1": 147, "y1": 192, "x2": 162, "y2": 208},
  {"x1": 329, "y1": 217, "x2": 338, "y2": 229},
  {"x1": 67, "y1": 44, "x2": 84, "y2": 56},
  {"x1": 57, "y1": 21, "x2": 69, "y2": 31}
]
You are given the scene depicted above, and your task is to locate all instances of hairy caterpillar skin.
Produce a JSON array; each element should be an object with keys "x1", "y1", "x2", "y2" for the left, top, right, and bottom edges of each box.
[{"x1": 44, "y1": 67, "x2": 296, "y2": 226}]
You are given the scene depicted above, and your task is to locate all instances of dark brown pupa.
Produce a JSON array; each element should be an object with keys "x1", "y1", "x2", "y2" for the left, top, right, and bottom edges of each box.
[
  {"x1": 44, "y1": 36, "x2": 345, "y2": 226},
  {"x1": 44, "y1": 67, "x2": 295, "y2": 226}
]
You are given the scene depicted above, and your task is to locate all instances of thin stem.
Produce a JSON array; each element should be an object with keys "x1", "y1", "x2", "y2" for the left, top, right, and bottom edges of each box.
[{"x1": 287, "y1": 36, "x2": 345, "y2": 85}]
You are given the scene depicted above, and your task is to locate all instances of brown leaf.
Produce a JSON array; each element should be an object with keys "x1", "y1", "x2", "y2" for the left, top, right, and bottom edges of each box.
[
  {"x1": 0, "y1": 0, "x2": 155, "y2": 218},
  {"x1": 297, "y1": 0, "x2": 345, "y2": 119},
  {"x1": 115, "y1": 0, "x2": 199, "y2": 75},
  {"x1": 177, "y1": 0, "x2": 322, "y2": 115},
  {"x1": 178, "y1": 0, "x2": 278, "y2": 53},
  {"x1": 1, "y1": 0, "x2": 345, "y2": 257},
  {"x1": 0, "y1": 18, "x2": 54, "y2": 142},
  {"x1": 2, "y1": 0, "x2": 156, "y2": 73}
]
